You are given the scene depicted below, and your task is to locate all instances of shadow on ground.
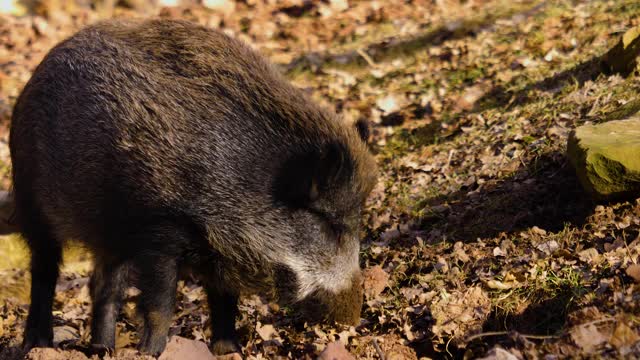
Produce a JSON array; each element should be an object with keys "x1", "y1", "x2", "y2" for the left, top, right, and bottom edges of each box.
[
  {"x1": 0, "y1": 346, "x2": 26, "y2": 360},
  {"x1": 416, "y1": 152, "x2": 595, "y2": 243},
  {"x1": 486, "y1": 287, "x2": 575, "y2": 334},
  {"x1": 397, "y1": 153, "x2": 592, "y2": 358},
  {"x1": 466, "y1": 285, "x2": 580, "y2": 356},
  {"x1": 474, "y1": 55, "x2": 605, "y2": 115},
  {"x1": 394, "y1": 54, "x2": 608, "y2": 158},
  {"x1": 283, "y1": 2, "x2": 547, "y2": 73}
]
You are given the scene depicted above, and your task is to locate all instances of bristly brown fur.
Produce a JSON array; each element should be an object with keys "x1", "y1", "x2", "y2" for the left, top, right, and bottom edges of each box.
[{"x1": 10, "y1": 19, "x2": 377, "y2": 356}]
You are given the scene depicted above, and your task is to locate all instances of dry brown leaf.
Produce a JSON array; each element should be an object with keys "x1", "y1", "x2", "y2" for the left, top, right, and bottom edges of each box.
[
  {"x1": 25, "y1": 348, "x2": 90, "y2": 360},
  {"x1": 362, "y1": 265, "x2": 389, "y2": 300},
  {"x1": 431, "y1": 286, "x2": 491, "y2": 341},
  {"x1": 625, "y1": 264, "x2": 640, "y2": 283},
  {"x1": 256, "y1": 322, "x2": 277, "y2": 341},
  {"x1": 52, "y1": 325, "x2": 79, "y2": 347},
  {"x1": 486, "y1": 279, "x2": 516, "y2": 290},
  {"x1": 609, "y1": 322, "x2": 640, "y2": 349},
  {"x1": 578, "y1": 248, "x2": 601, "y2": 264},
  {"x1": 570, "y1": 324, "x2": 608, "y2": 353}
]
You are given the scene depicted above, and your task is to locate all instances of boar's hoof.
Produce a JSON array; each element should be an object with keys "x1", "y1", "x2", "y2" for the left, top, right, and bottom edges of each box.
[
  {"x1": 211, "y1": 338, "x2": 241, "y2": 355},
  {"x1": 22, "y1": 332, "x2": 53, "y2": 352},
  {"x1": 137, "y1": 336, "x2": 168, "y2": 357},
  {"x1": 87, "y1": 343, "x2": 114, "y2": 357}
]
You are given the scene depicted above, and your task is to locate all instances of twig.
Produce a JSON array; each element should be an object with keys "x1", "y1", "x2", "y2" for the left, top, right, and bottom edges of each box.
[
  {"x1": 467, "y1": 317, "x2": 618, "y2": 343},
  {"x1": 466, "y1": 330, "x2": 558, "y2": 342},
  {"x1": 622, "y1": 231, "x2": 635, "y2": 265},
  {"x1": 356, "y1": 48, "x2": 377, "y2": 67},
  {"x1": 444, "y1": 149, "x2": 456, "y2": 169},
  {"x1": 372, "y1": 337, "x2": 385, "y2": 360},
  {"x1": 587, "y1": 94, "x2": 602, "y2": 117},
  {"x1": 284, "y1": 2, "x2": 547, "y2": 73},
  {"x1": 573, "y1": 317, "x2": 617, "y2": 329},
  {"x1": 547, "y1": 159, "x2": 568, "y2": 178}
]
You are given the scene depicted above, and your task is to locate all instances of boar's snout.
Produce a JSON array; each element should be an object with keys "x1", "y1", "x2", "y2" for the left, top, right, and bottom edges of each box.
[
  {"x1": 294, "y1": 270, "x2": 363, "y2": 326},
  {"x1": 326, "y1": 270, "x2": 363, "y2": 325}
]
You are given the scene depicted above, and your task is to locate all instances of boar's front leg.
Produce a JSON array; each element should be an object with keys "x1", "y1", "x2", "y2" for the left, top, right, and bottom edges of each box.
[
  {"x1": 136, "y1": 253, "x2": 178, "y2": 356},
  {"x1": 90, "y1": 259, "x2": 128, "y2": 352},
  {"x1": 205, "y1": 285, "x2": 241, "y2": 355}
]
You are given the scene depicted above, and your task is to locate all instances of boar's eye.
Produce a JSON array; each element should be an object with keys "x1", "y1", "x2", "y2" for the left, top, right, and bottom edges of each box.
[
  {"x1": 273, "y1": 142, "x2": 353, "y2": 208},
  {"x1": 332, "y1": 223, "x2": 347, "y2": 245}
]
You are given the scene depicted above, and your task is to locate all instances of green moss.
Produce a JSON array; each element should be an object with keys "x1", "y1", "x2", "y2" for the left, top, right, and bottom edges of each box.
[
  {"x1": 447, "y1": 67, "x2": 486, "y2": 88},
  {"x1": 568, "y1": 118, "x2": 640, "y2": 199},
  {"x1": 605, "y1": 98, "x2": 640, "y2": 121}
]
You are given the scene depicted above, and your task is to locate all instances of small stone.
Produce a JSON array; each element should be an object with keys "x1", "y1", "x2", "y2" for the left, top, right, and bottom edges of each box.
[
  {"x1": 567, "y1": 117, "x2": 640, "y2": 199},
  {"x1": 318, "y1": 341, "x2": 355, "y2": 360},
  {"x1": 158, "y1": 336, "x2": 216, "y2": 360}
]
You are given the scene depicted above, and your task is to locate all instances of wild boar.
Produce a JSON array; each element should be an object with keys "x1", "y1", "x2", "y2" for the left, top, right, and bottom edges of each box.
[{"x1": 10, "y1": 19, "x2": 377, "y2": 356}]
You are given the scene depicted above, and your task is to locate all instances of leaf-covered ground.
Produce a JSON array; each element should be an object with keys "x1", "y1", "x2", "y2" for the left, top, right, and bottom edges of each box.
[{"x1": 1, "y1": 0, "x2": 640, "y2": 359}]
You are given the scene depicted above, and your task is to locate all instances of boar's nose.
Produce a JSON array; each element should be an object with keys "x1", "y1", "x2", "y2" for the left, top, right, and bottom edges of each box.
[
  {"x1": 325, "y1": 270, "x2": 363, "y2": 325},
  {"x1": 291, "y1": 270, "x2": 363, "y2": 326}
]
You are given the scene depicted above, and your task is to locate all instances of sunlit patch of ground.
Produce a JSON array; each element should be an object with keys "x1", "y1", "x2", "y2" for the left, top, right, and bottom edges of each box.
[{"x1": 1, "y1": 0, "x2": 640, "y2": 358}]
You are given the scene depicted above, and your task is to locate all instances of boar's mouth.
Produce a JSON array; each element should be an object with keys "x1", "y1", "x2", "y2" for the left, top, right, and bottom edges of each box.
[{"x1": 273, "y1": 265, "x2": 363, "y2": 326}]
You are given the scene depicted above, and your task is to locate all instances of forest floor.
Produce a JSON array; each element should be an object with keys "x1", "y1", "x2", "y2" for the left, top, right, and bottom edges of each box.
[{"x1": 1, "y1": 0, "x2": 640, "y2": 359}]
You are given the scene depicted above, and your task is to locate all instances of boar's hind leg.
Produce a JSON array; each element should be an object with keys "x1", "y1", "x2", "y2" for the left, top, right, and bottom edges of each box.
[
  {"x1": 20, "y1": 212, "x2": 62, "y2": 350},
  {"x1": 89, "y1": 259, "x2": 128, "y2": 351},
  {"x1": 136, "y1": 252, "x2": 178, "y2": 357},
  {"x1": 205, "y1": 286, "x2": 241, "y2": 355}
]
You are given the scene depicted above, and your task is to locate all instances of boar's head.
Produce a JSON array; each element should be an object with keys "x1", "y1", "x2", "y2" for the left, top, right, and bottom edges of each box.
[{"x1": 269, "y1": 120, "x2": 377, "y2": 325}]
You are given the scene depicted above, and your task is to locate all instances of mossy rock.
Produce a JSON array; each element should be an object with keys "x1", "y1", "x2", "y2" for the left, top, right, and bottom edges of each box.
[
  {"x1": 567, "y1": 117, "x2": 640, "y2": 200},
  {"x1": 602, "y1": 26, "x2": 640, "y2": 76}
]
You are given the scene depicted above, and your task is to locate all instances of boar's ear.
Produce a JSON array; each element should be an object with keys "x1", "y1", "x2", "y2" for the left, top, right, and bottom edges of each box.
[
  {"x1": 274, "y1": 142, "x2": 351, "y2": 207},
  {"x1": 354, "y1": 119, "x2": 370, "y2": 143}
]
